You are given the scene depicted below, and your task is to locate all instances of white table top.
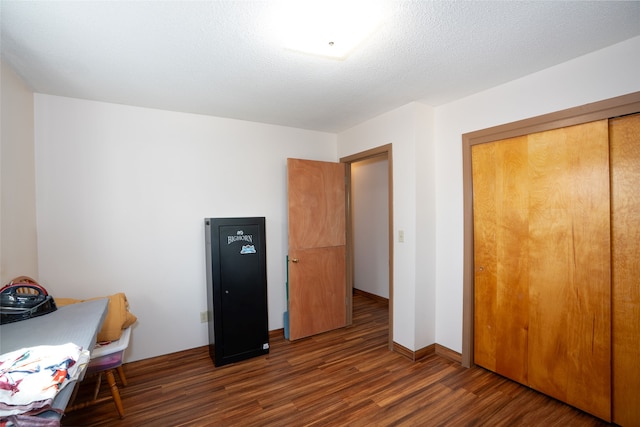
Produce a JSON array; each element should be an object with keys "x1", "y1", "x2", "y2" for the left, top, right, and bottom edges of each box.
[{"x1": 0, "y1": 298, "x2": 109, "y2": 419}]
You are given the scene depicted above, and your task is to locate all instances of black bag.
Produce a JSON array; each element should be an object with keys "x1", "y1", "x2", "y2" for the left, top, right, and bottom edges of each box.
[{"x1": 0, "y1": 276, "x2": 57, "y2": 324}]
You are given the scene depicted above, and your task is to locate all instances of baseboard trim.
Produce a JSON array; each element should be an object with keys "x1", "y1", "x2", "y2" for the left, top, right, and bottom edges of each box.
[
  {"x1": 353, "y1": 288, "x2": 389, "y2": 306},
  {"x1": 435, "y1": 344, "x2": 462, "y2": 364},
  {"x1": 392, "y1": 341, "x2": 462, "y2": 364},
  {"x1": 392, "y1": 341, "x2": 416, "y2": 360},
  {"x1": 269, "y1": 328, "x2": 284, "y2": 339},
  {"x1": 415, "y1": 344, "x2": 436, "y2": 361},
  {"x1": 392, "y1": 342, "x2": 435, "y2": 362}
]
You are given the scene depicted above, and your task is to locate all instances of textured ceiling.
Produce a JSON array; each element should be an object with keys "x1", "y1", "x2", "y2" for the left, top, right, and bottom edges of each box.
[{"x1": 2, "y1": 1, "x2": 639, "y2": 133}]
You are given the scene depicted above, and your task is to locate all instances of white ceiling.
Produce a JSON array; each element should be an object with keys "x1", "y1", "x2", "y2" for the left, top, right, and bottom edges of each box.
[{"x1": 2, "y1": 1, "x2": 639, "y2": 133}]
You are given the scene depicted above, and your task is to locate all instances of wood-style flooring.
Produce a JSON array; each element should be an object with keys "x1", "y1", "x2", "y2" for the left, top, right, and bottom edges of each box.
[{"x1": 62, "y1": 294, "x2": 611, "y2": 426}]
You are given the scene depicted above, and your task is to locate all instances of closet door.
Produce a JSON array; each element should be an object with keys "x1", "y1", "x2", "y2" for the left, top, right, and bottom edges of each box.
[
  {"x1": 472, "y1": 120, "x2": 611, "y2": 421},
  {"x1": 611, "y1": 114, "x2": 640, "y2": 426},
  {"x1": 472, "y1": 135, "x2": 530, "y2": 385},
  {"x1": 526, "y1": 121, "x2": 611, "y2": 421}
]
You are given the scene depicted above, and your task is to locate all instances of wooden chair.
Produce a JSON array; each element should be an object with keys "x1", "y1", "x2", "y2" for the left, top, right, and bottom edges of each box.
[{"x1": 69, "y1": 327, "x2": 132, "y2": 418}]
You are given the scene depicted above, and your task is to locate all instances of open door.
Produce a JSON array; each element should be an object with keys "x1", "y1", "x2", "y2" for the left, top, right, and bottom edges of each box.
[{"x1": 287, "y1": 158, "x2": 347, "y2": 340}]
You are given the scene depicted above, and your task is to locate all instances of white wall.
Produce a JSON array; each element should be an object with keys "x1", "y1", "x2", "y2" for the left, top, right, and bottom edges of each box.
[
  {"x1": 338, "y1": 102, "x2": 436, "y2": 350},
  {"x1": 433, "y1": 35, "x2": 640, "y2": 353},
  {"x1": 352, "y1": 156, "x2": 388, "y2": 298},
  {"x1": 19, "y1": 34, "x2": 640, "y2": 364},
  {"x1": 338, "y1": 36, "x2": 640, "y2": 356},
  {"x1": 414, "y1": 103, "x2": 437, "y2": 349},
  {"x1": 33, "y1": 95, "x2": 337, "y2": 362},
  {"x1": 0, "y1": 61, "x2": 39, "y2": 284}
]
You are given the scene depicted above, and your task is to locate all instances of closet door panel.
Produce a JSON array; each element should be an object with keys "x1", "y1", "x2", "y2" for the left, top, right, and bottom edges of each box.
[
  {"x1": 527, "y1": 121, "x2": 611, "y2": 421},
  {"x1": 472, "y1": 136, "x2": 530, "y2": 384},
  {"x1": 611, "y1": 114, "x2": 640, "y2": 427},
  {"x1": 472, "y1": 142, "x2": 498, "y2": 372}
]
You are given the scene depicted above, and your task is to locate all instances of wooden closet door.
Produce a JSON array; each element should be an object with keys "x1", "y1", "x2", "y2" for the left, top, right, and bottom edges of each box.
[
  {"x1": 610, "y1": 114, "x2": 640, "y2": 426},
  {"x1": 472, "y1": 136, "x2": 530, "y2": 385},
  {"x1": 527, "y1": 120, "x2": 611, "y2": 421},
  {"x1": 473, "y1": 120, "x2": 611, "y2": 421}
]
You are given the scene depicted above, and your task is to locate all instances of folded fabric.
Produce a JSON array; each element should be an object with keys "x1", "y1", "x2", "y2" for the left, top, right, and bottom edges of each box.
[
  {"x1": 0, "y1": 399, "x2": 58, "y2": 418},
  {"x1": 0, "y1": 413, "x2": 62, "y2": 427},
  {"x1": 0, "y1": 343, "x2": 89, "y2": 416},
  {"x1": 55, "y1": 293, "x2": 137, "y2": 342}
]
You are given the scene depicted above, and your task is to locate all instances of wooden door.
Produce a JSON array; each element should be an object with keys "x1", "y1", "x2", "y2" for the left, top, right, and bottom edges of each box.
[
  {"x1": 472, "y1": 121, "x2": 611, "y2": 421},
  {"x1": 526, "y1": 121, "x2": 611, "y2": 421},
  {"x1": 472, "y1": 135, "x2": 530, "y2": 385},
  {"x1": 610, "y1": 113, "x2": 640, "y2": 427},
  {"x1": 287, "y1": 158, "x2": 347, "y2": 340}
]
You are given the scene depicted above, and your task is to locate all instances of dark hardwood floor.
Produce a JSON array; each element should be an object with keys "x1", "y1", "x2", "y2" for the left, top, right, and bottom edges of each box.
[{"x1": 63, "y1": 294, "x2": 611, "y2": 426}]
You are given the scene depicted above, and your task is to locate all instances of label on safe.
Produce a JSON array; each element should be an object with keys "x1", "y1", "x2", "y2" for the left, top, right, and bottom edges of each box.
[
  {"x1": 240, "y1": 245, "x2": 256, "y2": 254},
  {"x1": 227, "y1": 230, "x2": 256, "y2": 254},
  {"x1": 227, "y1": 230, "x2": 253, "y2": 244}
]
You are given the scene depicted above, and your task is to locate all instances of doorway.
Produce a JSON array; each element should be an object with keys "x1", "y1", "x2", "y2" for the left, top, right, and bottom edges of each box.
[{"x1": 341, "y1": 144, "x2": 393, "y2": 349}]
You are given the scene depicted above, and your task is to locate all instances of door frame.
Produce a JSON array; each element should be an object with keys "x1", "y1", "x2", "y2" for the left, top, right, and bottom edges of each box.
[
  {"x1": 341, "y1": 144, "x2": 394, "y2": 350},
  {"x1": 461, "y1": 91, "x2": 640, "y2": 368}
]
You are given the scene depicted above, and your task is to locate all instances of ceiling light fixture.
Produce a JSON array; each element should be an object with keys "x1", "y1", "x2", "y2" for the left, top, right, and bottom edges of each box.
[{"x1": 275, "y1": 1, "x2": 383, "y2": 60}]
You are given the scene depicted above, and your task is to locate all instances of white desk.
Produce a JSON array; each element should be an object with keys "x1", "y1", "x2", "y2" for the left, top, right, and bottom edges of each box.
[{"x1": 0, "y1": 298, "x2": 108, "y2": 420}]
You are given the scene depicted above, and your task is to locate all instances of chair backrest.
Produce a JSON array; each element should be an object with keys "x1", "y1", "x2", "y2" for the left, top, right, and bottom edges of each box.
[{"x1": 92, "y1": 326, "x2": 132, "y2": 358}]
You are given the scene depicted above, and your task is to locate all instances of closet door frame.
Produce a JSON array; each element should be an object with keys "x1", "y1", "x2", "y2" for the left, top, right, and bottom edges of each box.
[{"x1": 461, "y1": 91, "x2": 640, "y2": 368}]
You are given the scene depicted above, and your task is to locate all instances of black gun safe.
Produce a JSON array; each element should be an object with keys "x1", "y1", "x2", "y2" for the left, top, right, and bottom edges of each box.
[{"x1": 204, "y1": 217, "x2": 269, "y2": 366}]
